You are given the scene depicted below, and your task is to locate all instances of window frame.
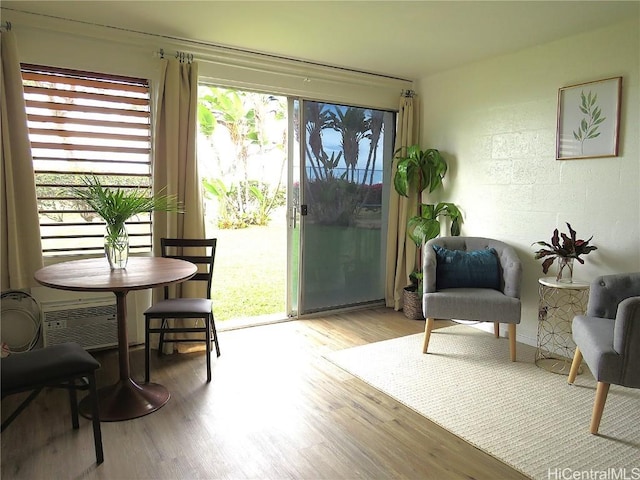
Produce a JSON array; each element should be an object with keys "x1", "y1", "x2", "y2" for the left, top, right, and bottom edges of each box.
[{"x1": 22, "y1": 64, "x2": 153, "y2": 257}]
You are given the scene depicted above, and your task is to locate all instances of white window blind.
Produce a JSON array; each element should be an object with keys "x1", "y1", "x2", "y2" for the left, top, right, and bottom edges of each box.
[{"x1": 22, "y1": 64, "x2": 152, "y2": 256}]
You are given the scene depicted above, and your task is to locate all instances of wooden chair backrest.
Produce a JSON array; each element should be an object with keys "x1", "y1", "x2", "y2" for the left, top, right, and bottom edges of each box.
[{"x1": 160, "y1": 238, "x2": 217, "y2": 300}]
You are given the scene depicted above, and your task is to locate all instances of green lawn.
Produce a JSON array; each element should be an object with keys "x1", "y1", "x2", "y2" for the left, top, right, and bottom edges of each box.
[{"x1": 210, "y1": 223, "x2": 287, "y2": 321}]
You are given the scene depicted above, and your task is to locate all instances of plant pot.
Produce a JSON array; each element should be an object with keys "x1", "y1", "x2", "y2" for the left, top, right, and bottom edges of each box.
[
  {"x1": 556, "y1": 257, "x2": 574, "y2": 283},
  {"x1": 402, "y1": 285, "x2": 424, "y2": 320},
  {"x1": 104, "y1": 224, "x2": 129, "y2": 270}
]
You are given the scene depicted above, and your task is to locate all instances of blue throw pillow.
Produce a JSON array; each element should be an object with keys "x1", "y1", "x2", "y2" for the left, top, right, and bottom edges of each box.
[{"x1": 433, "y1": 245, "x2": 501, "y2": 290}]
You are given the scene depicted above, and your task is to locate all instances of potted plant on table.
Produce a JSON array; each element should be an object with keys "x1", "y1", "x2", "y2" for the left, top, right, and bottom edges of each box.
[
  {"x1": 393, "y1": 145, "x2": 463, "y2": 319},
  {"x1": 532, "y1": 222, "x2": 597, "y2": 283},
  {"x1": 72, "y1": 176, "x2": 182, "y2": 270}
]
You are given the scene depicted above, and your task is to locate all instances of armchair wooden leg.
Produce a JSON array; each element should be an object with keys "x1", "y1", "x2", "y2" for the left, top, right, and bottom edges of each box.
[
  {"x1": 494, "y1": 322, "x2": 499, "y2": 338},
  {"x1": 568, "y1": 347, "x2": 582, "y2": 384},
  {"x1": 422, "y1": 318, "x2": 435, "y2": 354},
  {"x1": 590, "y1": 382, "x2": 610, "y2": 434},
  {"x1": 508, "y1": 324, "x2": 516, "y2": 362}
]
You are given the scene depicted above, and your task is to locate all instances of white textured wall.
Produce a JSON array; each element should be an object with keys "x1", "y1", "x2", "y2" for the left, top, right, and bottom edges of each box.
[{"x1": 417, "y1": 19, "x2": 639, "y2": 345}]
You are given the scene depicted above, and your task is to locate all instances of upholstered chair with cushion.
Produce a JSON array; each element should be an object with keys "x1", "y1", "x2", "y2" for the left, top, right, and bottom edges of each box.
[
  {"x1": 422, "y1": 236, "x2": 523, "y2": 361},
  {"x1": 567, "y1": 272, "x2": 640, "y2": 434},
  {"x1": 1, "y1": 342, "x2": 103, "y2": 464}
]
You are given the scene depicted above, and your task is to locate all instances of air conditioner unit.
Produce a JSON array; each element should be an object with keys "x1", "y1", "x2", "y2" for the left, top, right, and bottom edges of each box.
[{"x1": 42, "y1": 298, "x2": 117, "y2": 351}]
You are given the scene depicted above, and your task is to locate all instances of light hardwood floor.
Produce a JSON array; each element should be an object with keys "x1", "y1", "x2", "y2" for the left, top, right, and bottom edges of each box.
[{"x1": 1, "y1": 308, "x2": 527, "y2": 479}]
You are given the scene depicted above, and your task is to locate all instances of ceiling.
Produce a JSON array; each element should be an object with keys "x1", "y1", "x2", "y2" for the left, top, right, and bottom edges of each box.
[{"x1": 2, "y1": 1, "x2": 639, "y2": 80}]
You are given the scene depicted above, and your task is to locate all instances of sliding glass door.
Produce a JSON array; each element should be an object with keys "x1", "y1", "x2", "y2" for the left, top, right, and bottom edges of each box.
[
  {"x1": 287, "y1": 99, "x2": 395, "y2": 315},
  {"x1": 198, "y1": 85, "x2": 396, "y2": 323}
]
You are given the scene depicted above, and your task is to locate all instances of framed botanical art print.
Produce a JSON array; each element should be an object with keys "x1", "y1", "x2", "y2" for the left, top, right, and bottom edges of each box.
[{"x1": 556, "y1": 76, "x2": 622, "y2": 160}]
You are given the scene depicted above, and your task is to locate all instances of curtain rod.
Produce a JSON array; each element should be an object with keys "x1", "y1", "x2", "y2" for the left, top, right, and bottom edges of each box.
[
  {"x1": 0, "y1": 21, "x2": 11, "y2": 31},
  {"x1": 158, "y1": 48, "x2": 193, "y2": 64},
  {"x1": 402, "y1": 89, "x2": 416, "y2": 98},
  {"x1": 2, "y1": 7, "x2": 412, "y2": 83}
]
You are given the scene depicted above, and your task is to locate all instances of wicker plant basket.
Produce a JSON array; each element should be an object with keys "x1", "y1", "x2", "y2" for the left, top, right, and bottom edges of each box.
[{"x1": 402, "y1": 286, "x2": 425, "y2": 320}]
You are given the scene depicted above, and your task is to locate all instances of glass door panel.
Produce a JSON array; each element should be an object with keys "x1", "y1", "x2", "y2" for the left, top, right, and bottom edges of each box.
[
  {"x1": 286, "y1": 98, "x2": 300, "y2": 317},
  {"x1": 290, "y1": 99, "x2": 394, "y2": 314}
]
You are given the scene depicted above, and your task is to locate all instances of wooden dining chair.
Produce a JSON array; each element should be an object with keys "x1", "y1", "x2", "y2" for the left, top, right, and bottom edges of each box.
[{"x1": 144, "y1": 238, "x2": 220, "y2": 383}]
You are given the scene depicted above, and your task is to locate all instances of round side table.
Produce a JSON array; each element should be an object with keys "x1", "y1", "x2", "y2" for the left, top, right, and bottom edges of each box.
[{"x1": 535, "y1": 276, "x2": 590, "y2": 375}]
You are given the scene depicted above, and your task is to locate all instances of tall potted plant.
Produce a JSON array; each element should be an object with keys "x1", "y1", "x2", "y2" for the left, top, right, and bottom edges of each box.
[
  {"x1": 393, "y1": 145, "x2": 463, "y2": 319},
  {"x1": 73, "y1": 176, "x2": 182, "y2": 270}
]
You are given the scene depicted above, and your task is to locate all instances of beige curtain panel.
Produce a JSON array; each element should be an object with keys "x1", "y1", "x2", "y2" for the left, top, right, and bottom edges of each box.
[
  {"x1": 152, "y1": 57, "x2": 207, "y2": 353},
  {"x1": 385, "y1": 93, "x2": 417, "y2": 310},
  {"x1": 0, "y1": 30, "x2": 43, "y2": 289}
]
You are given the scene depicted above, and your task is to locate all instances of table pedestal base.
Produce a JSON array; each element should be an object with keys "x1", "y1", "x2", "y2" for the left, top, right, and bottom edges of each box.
[{"x1": 79, "y1": 378, "x2": 170, "y2": 421}]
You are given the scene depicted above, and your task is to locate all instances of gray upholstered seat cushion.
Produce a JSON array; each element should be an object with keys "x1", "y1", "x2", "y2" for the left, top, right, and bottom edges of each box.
[
  {"x1": 144, "y1": 298, "x2": 212, "y2": 316},
  {"x1": 1, "y1": 342, "x2": 100, "y2": 394},
  {"x1": 572, "y1": 315, "x2": 622, "y2": 385},
  {"x1": 424, "y1": 288, "x2": 521, "y2": 323}
]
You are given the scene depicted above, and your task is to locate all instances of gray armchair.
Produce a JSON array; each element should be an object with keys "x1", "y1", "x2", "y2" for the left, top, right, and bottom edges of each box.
[
  {"x1": 567, "y1": 272, "x2": 640, "y2": 434},
  {"x1": 422, "y1": 236, "x2": 523, "y2": 361}
]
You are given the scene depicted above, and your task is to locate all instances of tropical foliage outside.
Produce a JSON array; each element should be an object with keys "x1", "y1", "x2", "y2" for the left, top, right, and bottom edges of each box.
[
  {"x1": 197, "y1": 86, "x2": 289, "y2": 321},
  {"x1": 298, "y1": 100, "x2": 388, "y2": 311},
  {"x1": 198, "y1": 87, "x2": 287, "y2": 229},
  {"x1": 197, "y1": 88, "x2": 389, "y2": 321},
  {"x1": 302, "y1": 101, "x2": 385, "y2": 226}
]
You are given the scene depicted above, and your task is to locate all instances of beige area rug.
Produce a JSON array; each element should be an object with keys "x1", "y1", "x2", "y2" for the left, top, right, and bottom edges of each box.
[{"x1": 325, "y1": 326, "x2": 640, "y2": 480}]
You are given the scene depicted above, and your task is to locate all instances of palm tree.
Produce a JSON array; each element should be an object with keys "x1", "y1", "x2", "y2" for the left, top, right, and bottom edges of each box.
[
  {"x1": 304, "y1": 102, "x2": 335, "y2": 180},
  {"x1": 364, "y1": 110, "x2": 384, "y2": 186},
  {"x1": 198, "y1": 87, "x2": 287, "y2": 228},
  {"x1": 199, "y1": 87, "x2": 257, "y2": 217},
  {"x1": 330, "y1": 106, "x2": 371, "y2": 183}
]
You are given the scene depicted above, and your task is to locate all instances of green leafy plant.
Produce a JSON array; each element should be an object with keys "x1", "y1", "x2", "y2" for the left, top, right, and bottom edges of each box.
[
  {"x1": 202, "y1": 178, "x2": 285, "y2": 229},
  {"x1": 198, "y1": 86, "x2": 287, "y2": 229},
  {"x1": 407, "y1": 202, "x2": 462, "y2": 247},
  {"x1": 573, "y1": 90, "x2": 606, "y2": 154},
  {"x1": 406, "y1": 202, "x2": 463, "y2": 293},
  {"x1": 393, "y1": 145, "x2": 463, "y2": 292},
  {"x1": 72, "y1": 175, "x2": 182, "y2": 243},
  {"x1": 393, "y1": 145, "x2": 447, "y2": 198},
  {"x1": 533, "y1": 222, "x2": 598, "y2": 274}
]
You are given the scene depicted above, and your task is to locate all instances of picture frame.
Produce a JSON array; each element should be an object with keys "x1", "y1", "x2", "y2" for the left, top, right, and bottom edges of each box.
[{"x1": 556, "y1": 76, "x2": 622, "y2": 160}]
